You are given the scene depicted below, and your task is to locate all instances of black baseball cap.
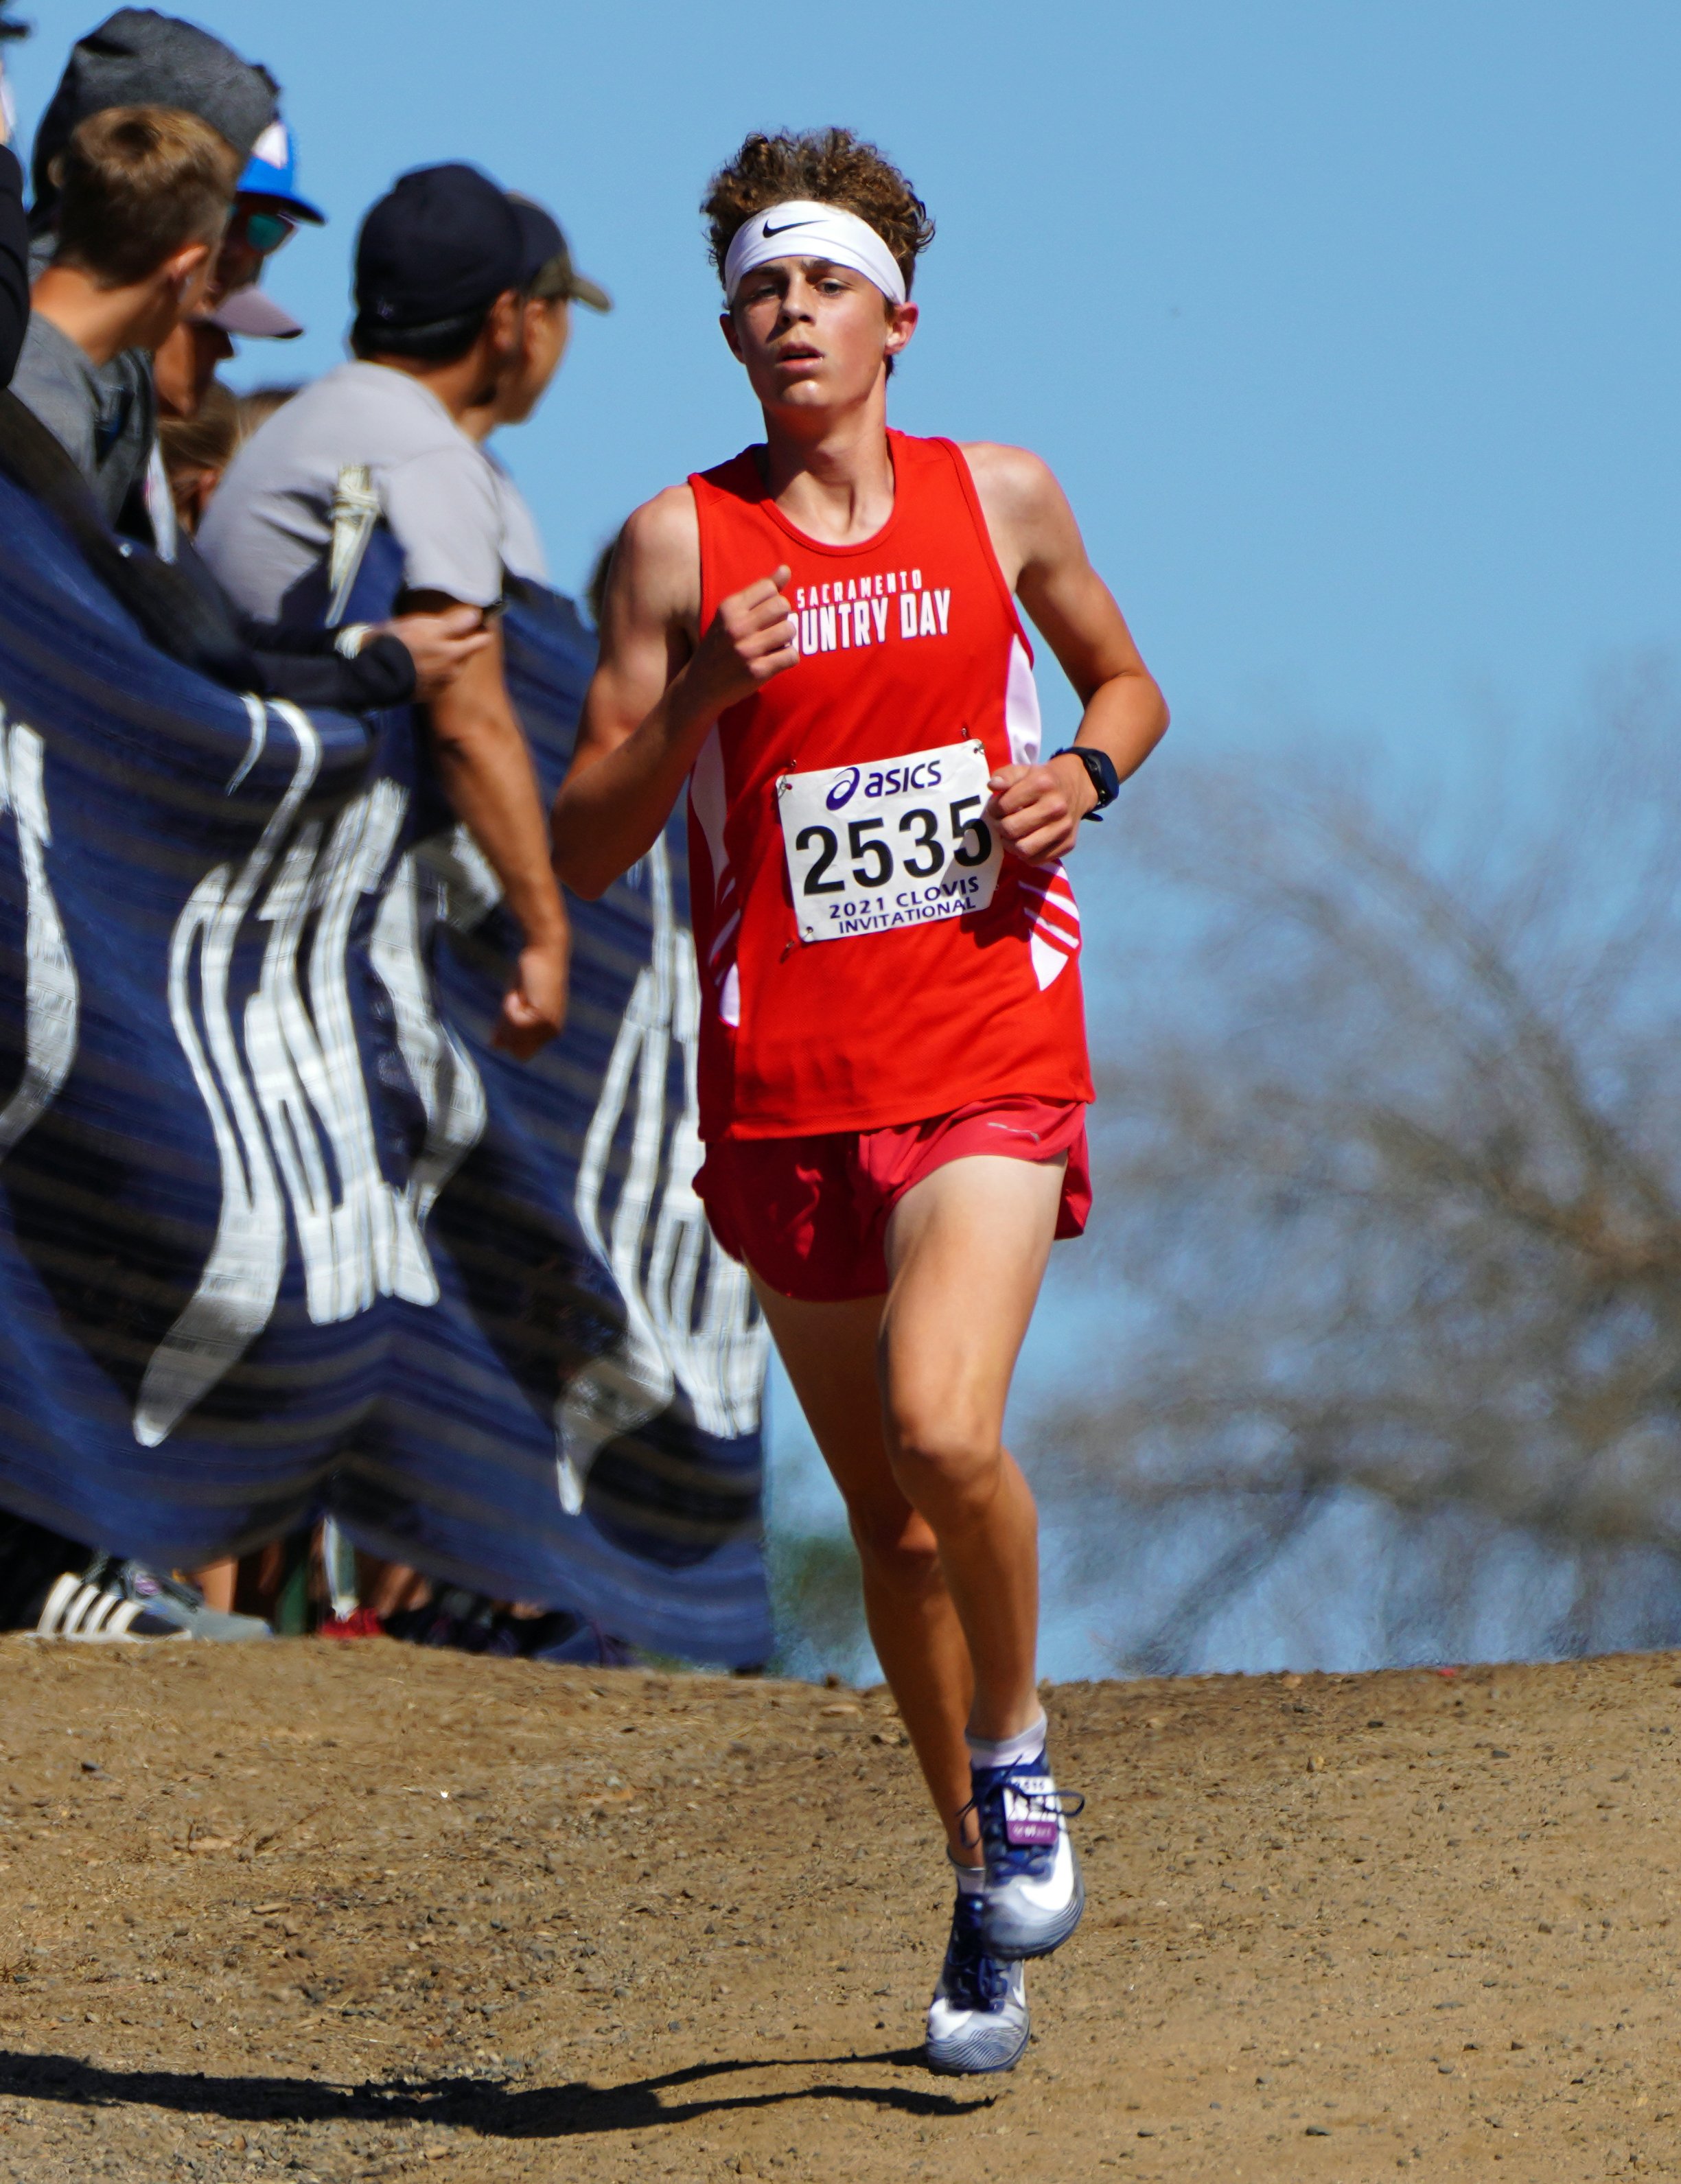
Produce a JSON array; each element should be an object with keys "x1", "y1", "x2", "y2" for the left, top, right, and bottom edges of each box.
[
  {"x1": 508, "y1": 194, "x2": 612, "y2": 313},
  {"x1": 353, "y1": 162, "x2": 522, "y2": 337}
]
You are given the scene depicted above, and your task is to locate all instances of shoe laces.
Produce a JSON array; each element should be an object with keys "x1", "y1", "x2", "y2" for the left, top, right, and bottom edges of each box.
[
  {"x1": 942, "y1": 1893, "x2": 1010, "y2": 2013},
  {"x1": 962, "y1": 1759, "x2": 1085, "y2": 1881}
]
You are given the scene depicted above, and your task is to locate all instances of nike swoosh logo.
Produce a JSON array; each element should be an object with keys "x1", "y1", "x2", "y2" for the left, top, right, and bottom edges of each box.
[
  {"x1": 761, "y1": 218, "x2": 818, "y2": 237},
  {"x1": 1017, "y1": 1835, "x2": 1077, "y2": 1910}
]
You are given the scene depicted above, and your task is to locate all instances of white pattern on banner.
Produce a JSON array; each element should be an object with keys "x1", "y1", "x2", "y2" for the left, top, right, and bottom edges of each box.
[
  {"x1": 368, "y1": 849, "x2": 489, "y2": 1279},
  {"x1": 137, "y1": 697, "x2": 321, "y2": 1447},
  {"x1": 137, "y1": 702, "x2": 478, "y2": 1447},
  {"x1": 0, "y1": 709, "x2": 78, "y2": 1159},
  {"x1": 559, "y1": 831, "x2": 765, "y2": 1515}
]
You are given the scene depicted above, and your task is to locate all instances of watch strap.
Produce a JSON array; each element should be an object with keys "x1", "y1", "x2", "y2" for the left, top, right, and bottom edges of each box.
[{"x1": 1050, "y1": 744, "x2": 1119, "y2": 817}]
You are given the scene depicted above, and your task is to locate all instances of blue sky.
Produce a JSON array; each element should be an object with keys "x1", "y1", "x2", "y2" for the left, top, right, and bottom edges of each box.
[
  {"x1": 12, "y1": 0, "x2": 1680, "y2": 761},
  {"x1": 10, "y1": 1, "x2": 1680, "y2": 1671}
]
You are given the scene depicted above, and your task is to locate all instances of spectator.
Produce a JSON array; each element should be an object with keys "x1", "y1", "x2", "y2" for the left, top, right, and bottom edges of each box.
[
  {"x1": 8, "y1": 112, "x2": 486, "y2": 717},
  {"x1": 156, "y1": 373, "x2": 234, "y2": 533},
  {"x1": 12, "y1": 104, "x2": 237, "y2": 522},
  {"x1": 158, "y1": 380, "x2": 298, "y2": 539},
  {"x1": 206, "y1": 115, "x2": 323, "y2": 319},
  {"x1": 152, "y1": 116, "x2": 323, "y2": 436},
  {"x1": 584, "y1": 533, "x2": 618, "y2": 629},
  {"x1": 200, "y1": 162, "x2": 593, "y2": 1058},
  {"x1": 459, "y1": 193, "x2": 611, "y2": 587},
  {"x1": 27, "y1": 8, "x2": 277, "y2": 237},
  {"x1": 25, "y1": 8, "x2": 281, "y2": 538},
  {"x1": 235, "y1": 380, "x2": 297, "y2": 436}
]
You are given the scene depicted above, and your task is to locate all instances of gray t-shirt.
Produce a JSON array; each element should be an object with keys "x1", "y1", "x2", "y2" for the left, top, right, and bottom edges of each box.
[
  {"x1": 488, "y1": 453, "x2": 548, "y2": 586},
  {"x1": 10, "y1": 312, "x2": 155, "y2": 525},
  {"x1": 198, "y1": 360, "x2": 511, "y2": 619}
]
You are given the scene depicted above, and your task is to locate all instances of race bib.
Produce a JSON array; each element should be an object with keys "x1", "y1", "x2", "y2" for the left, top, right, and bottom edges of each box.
[{"x1": 777, "y1": 739, "x2": 1003, "y2": 944}]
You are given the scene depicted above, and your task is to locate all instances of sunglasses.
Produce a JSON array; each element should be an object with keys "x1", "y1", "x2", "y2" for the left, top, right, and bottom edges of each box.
[{"x1": 228, "y1": 205, "x2": 297, "y2": 259}]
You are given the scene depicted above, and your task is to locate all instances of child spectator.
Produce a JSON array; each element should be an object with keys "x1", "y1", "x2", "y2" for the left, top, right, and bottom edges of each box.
[
  {"x1": 234, "y1": 381, "x2": 298, "y2": 437},
  {"x1": 156, "y1": 372, "x2": 235, "y2": 534},
  {"x1": 159, "y1": 380, "x2": 299, "y2": 540}
]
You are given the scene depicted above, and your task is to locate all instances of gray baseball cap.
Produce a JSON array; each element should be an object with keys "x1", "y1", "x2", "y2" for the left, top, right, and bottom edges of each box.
[
  {"x1": 509, "y1": 194, "x2": 612, "y2": 313},
  {"x1": 30, "y1": 8, "x2": 279, "y2": 231}
]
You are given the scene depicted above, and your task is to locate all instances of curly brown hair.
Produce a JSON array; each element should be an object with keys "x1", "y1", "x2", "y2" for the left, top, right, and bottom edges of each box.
[{"x1": 702, "y1": 128, "x2": 934, "y2": 296}]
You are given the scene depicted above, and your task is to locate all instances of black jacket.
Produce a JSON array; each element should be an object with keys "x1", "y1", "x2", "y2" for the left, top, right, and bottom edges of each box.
[
  {"x1": 0, "y1": 146, "x2": 27, "y2": 390},
  {"x1": 0, "y1": 386, "x2": 417, "y2": 712},
  {"x1": 172, "y1": 531, "x2": 418, "y2": 712}
]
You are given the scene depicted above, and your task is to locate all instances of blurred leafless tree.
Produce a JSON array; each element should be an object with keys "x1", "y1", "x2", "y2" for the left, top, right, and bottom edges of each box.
[{"x1": 1049, "y1": 668, "x2": 1681, "y2": 1673}]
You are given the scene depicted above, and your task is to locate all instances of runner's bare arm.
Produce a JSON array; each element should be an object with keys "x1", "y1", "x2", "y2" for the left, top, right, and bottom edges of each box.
[
  {"x1": 552, "y1": 487, "x2": 798, "y2": 899},
  {"x1": 964, "y1": 443, "x2": 1168, "y2": 865}
]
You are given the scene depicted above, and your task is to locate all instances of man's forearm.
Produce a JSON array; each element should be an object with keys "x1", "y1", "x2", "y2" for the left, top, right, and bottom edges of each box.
[{"x1": 429, "y1": 705, "x2": 568, "y2": 946}]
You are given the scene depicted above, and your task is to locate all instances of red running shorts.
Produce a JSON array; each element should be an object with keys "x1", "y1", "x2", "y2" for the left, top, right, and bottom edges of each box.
[{"x1": 694, "y1": 1094, "x2": 1092, "y2": 1304}]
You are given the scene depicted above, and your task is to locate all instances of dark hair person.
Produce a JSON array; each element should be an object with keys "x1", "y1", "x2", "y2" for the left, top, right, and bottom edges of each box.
[{"x1": 201, "y1": 161, "x2": 610, "y2": 1066}]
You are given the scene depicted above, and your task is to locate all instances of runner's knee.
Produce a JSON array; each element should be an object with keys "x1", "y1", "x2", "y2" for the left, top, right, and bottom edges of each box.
[
  {"x1": 848, "y1": 1501, "x2": 941, "y2": 1590},
  {"x1": 885, "y1": 1405, "x2": 1001, "y2": 1511}
]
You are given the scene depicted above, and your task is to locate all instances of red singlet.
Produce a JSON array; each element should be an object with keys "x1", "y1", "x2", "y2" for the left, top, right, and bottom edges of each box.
[{"x1": 687, "y1": 430, "x2": 1093, "y2": 1141}]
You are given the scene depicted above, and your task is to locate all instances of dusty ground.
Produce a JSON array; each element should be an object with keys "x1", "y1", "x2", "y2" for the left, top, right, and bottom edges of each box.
[{"x1": 1, "y1": 1642, "x2": 1679, "y2": 2183}]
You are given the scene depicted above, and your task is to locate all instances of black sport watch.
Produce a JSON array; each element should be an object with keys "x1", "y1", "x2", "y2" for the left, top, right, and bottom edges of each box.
[{"x1": 1050, "y1": 744, "x2": 1120, "y2": 820}]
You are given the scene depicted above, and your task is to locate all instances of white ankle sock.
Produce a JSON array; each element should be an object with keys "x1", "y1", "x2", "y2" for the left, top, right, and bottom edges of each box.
[
  {"x1": 966, "y1": 1713, "x2": 1048, "y2": 1774},
  {"x1": 951, "y1": 1857, "x2": 986, "y2": 1896}
]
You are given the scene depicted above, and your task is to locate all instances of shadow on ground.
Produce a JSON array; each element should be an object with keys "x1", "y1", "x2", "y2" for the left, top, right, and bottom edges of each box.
[{"x1": 0, "y1": 2047, "x2": 997, "y2": 2138}]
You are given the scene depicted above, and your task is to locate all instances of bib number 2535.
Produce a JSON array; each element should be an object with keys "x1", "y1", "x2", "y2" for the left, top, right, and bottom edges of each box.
[{"x1": 777, "y1": 739, "x2": 1004, "y2": 944}]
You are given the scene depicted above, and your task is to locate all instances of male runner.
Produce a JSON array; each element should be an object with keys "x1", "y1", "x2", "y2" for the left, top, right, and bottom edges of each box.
[{"x1": 552, "y1": 128, "x2": 1167, "y2": 2073}]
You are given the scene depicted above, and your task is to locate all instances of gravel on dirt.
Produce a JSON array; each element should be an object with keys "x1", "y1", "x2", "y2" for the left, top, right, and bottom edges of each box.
[{"x1": 0, "y1": 1638, "x2": 1677, "y2": 2181}]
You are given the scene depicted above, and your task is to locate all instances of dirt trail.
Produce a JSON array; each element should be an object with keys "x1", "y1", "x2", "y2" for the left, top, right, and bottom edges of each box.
[{"x1": 0, "y1": 1639, "x2": 1678, "y2": 2181}]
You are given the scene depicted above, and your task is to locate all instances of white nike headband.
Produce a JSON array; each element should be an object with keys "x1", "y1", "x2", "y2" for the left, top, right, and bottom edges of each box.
[{"x1": 723, "y1": 200, "x2": 907, "y2": 307}]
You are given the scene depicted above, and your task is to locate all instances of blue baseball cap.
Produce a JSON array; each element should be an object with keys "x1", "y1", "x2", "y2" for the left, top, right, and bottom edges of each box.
[{"x1": 239, "y1": 117, "x2": 325, "y2": 224}]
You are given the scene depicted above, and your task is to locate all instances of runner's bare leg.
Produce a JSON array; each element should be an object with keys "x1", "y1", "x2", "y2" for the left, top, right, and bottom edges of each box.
[
  {"x1": 881, "y1": 1153, "x2": 1059, "y2": 1743},
  {"x1": 749, "y1": 1282, "x2": 979, "y2": 1862},
  {"x1": 750, "y1": 1150, "x2": 1062, "y2": 1850}
]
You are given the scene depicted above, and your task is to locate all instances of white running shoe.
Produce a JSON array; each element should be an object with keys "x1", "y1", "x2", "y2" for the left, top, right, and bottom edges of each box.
[
  {"x1": 925, "y1": 1889, "x2": 1030, "y2": 2075},
  {"x1": 969, "y1": 1752, "x2": 1085, "y2": 1961}
]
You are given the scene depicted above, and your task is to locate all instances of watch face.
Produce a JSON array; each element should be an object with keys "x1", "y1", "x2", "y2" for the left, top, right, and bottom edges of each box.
[
  {"x1": 1054, "y1": 747, "x2": 1118, "y2": 809},
  {"x1": 1083, "y1": 749, "x2": 1118, "y2": 804}
]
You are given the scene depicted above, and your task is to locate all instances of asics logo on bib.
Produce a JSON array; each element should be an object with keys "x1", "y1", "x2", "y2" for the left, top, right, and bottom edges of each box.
[
  {"x1": 793, "y1": 569, "x2": 953, "y2": 658},
  {"x1": 826, "y1": 760, "x2": 944, "y2": 811}
]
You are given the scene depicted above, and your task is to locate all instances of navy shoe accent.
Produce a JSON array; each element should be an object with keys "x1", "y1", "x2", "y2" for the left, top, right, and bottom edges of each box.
[
  {"x1": 965, "y1": 1751, "x2": 1086, "y2": 1961},
  {"x1": 925, "y1": 1889, "x2": 1030, "y2": 2074}
]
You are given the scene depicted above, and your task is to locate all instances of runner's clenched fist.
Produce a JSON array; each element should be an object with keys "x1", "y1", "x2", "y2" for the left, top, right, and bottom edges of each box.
[{"x1": 685, "y1": 565, "x2": 798, "y2": 713}]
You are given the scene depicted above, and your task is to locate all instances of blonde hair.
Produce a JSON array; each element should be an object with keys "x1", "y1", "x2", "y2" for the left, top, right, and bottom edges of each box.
[
  {"x1": 233, "y1": 384, "x2": 301, "y2": 439},
  {"x1": 54, "y1": 104, "x2": 238, "y2": 288}
]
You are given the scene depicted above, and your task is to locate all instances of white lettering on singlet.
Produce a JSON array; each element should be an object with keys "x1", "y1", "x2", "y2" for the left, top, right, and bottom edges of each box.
[{"x1": 791, "y1": 578, "x2": 951, "y2": 657}]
